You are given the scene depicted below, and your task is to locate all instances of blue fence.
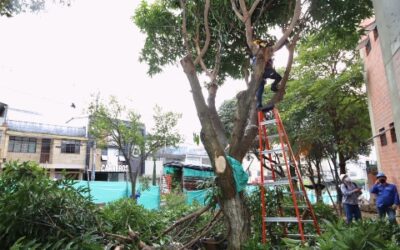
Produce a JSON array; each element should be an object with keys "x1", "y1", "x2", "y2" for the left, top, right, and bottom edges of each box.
[{"x1": 73, "y1": 181, "x2": 160, "y2": 210}]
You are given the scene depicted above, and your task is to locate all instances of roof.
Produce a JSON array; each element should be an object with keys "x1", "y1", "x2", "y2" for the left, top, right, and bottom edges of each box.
[{"x1": 6, "y1": 120, "x2": 86, "y2": 137}]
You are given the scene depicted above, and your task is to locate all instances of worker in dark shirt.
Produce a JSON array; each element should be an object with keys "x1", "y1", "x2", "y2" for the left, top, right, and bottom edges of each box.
[
  {"x1": 370, "y1": 172, "x2": 400, "y2": 224},
  {"x1": 255, "y1": 59, "x2": 282, "y2": 110}
]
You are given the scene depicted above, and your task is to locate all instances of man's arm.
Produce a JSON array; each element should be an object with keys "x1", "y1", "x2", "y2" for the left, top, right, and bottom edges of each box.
[
  {"x1": 341, "y1": 184, "x2": 354, "y2": 196},
  {"x1": 393, "y1": 185, "x2": 400, "y2": 206}
]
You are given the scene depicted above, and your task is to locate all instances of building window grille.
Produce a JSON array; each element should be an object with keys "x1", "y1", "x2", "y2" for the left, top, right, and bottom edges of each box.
[
  {"x1": 8, "y1": 136, "x2": 36, "y2": 153},
  {"x1": 390, "y1": 123, "x2": 397, "y2": 143},
  {"x1": 379, "y1": 127, "x2": 387, "y2": 146},
  {"x1": 61, "y1": 140, "x2": 80, "y2": 154}
]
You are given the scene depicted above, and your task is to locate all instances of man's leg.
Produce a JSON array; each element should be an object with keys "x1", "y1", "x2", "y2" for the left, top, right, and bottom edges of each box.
[
  {"x1": 354, "y1": 205, "x2": 362, "y2": 221},
  {"x1": 377, "y1": 206, "x2": 386, "y2": 219},
  {"x1": 387, "y1": 207, "x2": 397, "y2": 224},
  {"x1": 343, "y1": 203, "x2": 352, "y2": 223},
  {"x1": 256, "y1": 80, "x2": 265, "y2": 108},
  {"x1": 264, "y1": 68, "x2": 282, "y2": 92}
]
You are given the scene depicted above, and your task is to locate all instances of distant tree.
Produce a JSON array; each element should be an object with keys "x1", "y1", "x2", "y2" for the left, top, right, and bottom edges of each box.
[
  {"x1": 88, "y1": 97, "x2": 144, "y2": 200},
  {"x1": 142, "y1": 105, "x2": 183, "y2": 185}
]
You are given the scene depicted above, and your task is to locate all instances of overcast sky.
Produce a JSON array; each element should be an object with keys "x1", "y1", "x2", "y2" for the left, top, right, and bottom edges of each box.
[{"x1": 0, "y1": 0, "x2": 288, "y2": 145}]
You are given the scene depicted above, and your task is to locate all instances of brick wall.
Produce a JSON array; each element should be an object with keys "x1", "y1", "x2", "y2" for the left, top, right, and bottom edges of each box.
[{"x1": 363, "y1": 21, "x2": 400, "y2": 188}]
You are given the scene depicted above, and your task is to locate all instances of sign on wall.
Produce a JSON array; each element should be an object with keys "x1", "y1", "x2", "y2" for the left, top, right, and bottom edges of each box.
[{"x1": 100, "y1": 163, "x2": 128, "y2": 172}]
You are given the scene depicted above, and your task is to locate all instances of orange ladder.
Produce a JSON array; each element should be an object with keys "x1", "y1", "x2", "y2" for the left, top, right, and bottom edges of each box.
[{"x1": 257, "y1": 107, "x2": 321, "y2": 243}]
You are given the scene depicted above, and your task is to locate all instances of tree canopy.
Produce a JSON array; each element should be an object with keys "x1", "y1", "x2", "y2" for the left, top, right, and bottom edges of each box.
[{"x1": 280, "y1": 29, "x2": 371, "y2": 175}]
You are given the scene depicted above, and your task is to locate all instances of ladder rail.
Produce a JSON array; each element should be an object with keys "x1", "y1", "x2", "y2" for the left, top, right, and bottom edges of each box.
[
  {"x1": 274, "y1": 110, "x2": 321, "y2": 235},
  {"x1": 257, "y1": 112, "x2": 267, "y2": 244},
  {"x1": 262, "y1": 117, "x2": 288, "y2": 236},
  {"x1": 273, "y1": 108, "x2": 306, "y2": 241}
]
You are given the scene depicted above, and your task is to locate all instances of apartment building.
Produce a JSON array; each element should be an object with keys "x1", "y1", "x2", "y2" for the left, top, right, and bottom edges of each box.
[
  {"x1": 0, "y1": 102, "x2": 87, "y2": 179},
  {"x1": 359, "y1": 11, "x2": 400, "y2": 187}
]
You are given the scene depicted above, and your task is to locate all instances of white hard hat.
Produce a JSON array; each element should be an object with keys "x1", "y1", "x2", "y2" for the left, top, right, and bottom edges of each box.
[{"x1": 339, "y1": 174, "x2": 347, "y2": 181}]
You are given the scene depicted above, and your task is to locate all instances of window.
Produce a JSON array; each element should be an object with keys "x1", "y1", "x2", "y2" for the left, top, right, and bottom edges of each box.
[
  {"x1": 8, "y1": 136, "x2": 36, "y2": 153},
  {"x1": 390, "y1": 123, "x2": 397, "y2": 143},
  {"x1": 379, "y1": 127, "x2": 387, "y2": 146},
  {"x1": 365, "y1": 40, "x2": 372, "y2": 55},
  {"x1": 61, "y1": 140, "x2": 80, "y2": 154},
  {"x1": 373, "y1": 26, "x2": 379, "y2": 40}
]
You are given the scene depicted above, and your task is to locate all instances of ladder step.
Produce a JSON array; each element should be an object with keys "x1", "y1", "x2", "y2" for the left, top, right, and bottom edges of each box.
[
  {"x1": 267, "y1": 134, "x2": 282, "y2": 140},
  {"x1": 283, "y1": 205, "x2": 309, "y2": 209},
  {"x1": 260, "y1": 119, "x2": 277, "y2": 126},
  {"x1": 272, "y1": 162, "x2": 292, "y2": 167},
  {"x1": 261, "y1": 147, "x2": 288, "y2": 154},
  {"x1": 265, "y1": 217, "x2": 313, "y2": 223},
  {"x1": 265, "y1": 177, "x2": 298, "y2": 186},
  {"x1": 286, "y1": 234, "x2": 315, "y2": 238}
]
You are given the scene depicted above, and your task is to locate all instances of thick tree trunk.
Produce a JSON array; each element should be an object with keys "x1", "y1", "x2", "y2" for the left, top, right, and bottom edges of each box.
[
  {"x1": 181, "y1": 56, "x2": 250, "y2": 249},
  {"x1": 220, "y1": 194, "x2": 251, "y2": 249}
]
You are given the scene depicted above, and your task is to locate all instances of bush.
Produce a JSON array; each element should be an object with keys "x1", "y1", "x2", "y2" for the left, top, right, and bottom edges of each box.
[
  {"x1": 0, "y1": 161, "x2": 102, "y2": 249},
  {"x1": 101, "y1": 198, "x2": 165, "y2": 244}
]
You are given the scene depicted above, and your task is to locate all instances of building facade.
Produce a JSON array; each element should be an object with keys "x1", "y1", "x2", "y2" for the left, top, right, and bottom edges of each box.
[
  {"x1": 0, "y1": 103, "x2": 87, "y2": 179},
  {"x1": 360, "y1": 11, "x2": 400, "y2": 187}
]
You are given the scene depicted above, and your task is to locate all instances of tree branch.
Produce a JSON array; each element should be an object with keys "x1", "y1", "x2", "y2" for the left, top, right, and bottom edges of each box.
[
  {"x1": 181, "y1": 210, "x2": 223, "y2": 249},
  {"x1": 162, "y1": 203, "x2": 212, "y2": 236},
  {"x1": 269, "y1": 33, "x2": 299, "y2": 104},
  {"x1": 273, "y1": 0, "x2": 301, "y2": 52},
  {"x1": 179, "y1": 0, "x2": 191, "y2": 55},
  {"x1": 230, "y1": 0, "x2": 244, "y2": 21},
  {"x1": 194, "y1": 0, "x2": 211, "y2": 65},
  {"x1": 249, "y1": 0, "x2": 261, "y2": 15},
  {"x1": 207, "y1": 84, "x2": 229, "y2": 147}
]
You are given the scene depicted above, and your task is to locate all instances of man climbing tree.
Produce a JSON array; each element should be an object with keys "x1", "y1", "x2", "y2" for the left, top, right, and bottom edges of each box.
[{"x1": 253, "y1": 40, "x2": 282, "y2": 111}]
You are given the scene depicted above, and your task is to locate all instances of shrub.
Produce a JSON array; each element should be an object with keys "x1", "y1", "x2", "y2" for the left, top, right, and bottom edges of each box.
[
  {"x1": 101, "y1": 198, "x2": 164, "y2": 244},
  {"x1": 0, "y1": 161, "x2": 102, "y2": 249}
]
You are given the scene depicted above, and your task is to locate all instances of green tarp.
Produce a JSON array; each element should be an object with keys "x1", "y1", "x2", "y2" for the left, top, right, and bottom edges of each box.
[
  {"x1": 73, "y1": 181, "x2": 160, "y2": 210},
  {"x1": 183, "y1": 167, "x2": 214, "y2": 178},
  {"x1": 226, "y1": 155, "x2": 249, "y2": 193}
]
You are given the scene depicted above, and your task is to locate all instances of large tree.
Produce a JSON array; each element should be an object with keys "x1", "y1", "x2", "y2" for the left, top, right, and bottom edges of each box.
[{"x1": 134, "y1": 0, "x2": 372, "y2": 248}]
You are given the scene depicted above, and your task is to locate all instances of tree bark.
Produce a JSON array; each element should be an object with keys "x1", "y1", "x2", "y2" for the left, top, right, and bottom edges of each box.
[
  {"x1": 338, "y1": 151, "x2": 346, "y2": 175},
  {"x1": 181, "y1": 56, "x2": 250, "y2": 249}
]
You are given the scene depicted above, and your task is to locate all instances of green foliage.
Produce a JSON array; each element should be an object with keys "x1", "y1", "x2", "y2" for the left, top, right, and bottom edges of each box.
[
  {"x1": 284, "y1": 219, "x2": 400, "y2": 250},
  {"x1": 0, "y1": 161, "x2": 102, "y2": 249},
  {"x1": 101, "y1": 198, "x2": 164, "y2": 244},
  {"x1": 144, "y1": 105, "x2": 183, "y2": 159},
  {"x1": 89, "y1": 96, "x2": 144, "y2": 152},
  {"x1": 134, "y1": 0, "x2": 301, "y2": 80},
  {"x1": 218, "y1": 98, "x2": 237, "y2": 140},
  {"x1": 316, "y1": 219, "x2": 398, "y2": 250},
  {"x1": 280, "y1": 30, "x2": 371, "y2": 165},
  {"x1": 312, "y1": 202, "x2": 338, "y2": 224}
]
